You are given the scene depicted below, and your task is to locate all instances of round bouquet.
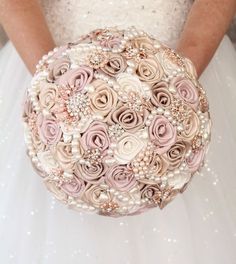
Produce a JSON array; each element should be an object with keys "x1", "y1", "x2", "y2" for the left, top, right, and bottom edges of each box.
[{"x1": 22, "y1": 26, "x2": 211, "y2": 217}]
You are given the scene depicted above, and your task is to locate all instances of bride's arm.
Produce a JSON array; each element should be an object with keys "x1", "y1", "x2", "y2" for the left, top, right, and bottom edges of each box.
[
  {"x1": 0, "y1": 0, "x2": 55, "y2": 74},
  {"x1": 177, "y1": 0, "x2": 236, "y2": 77}
]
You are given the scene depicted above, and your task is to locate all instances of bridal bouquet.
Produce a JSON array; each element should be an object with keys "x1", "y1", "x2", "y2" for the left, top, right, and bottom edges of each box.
[{"x1": 22, "y1": 26, "x2": 211, "y2": 217}]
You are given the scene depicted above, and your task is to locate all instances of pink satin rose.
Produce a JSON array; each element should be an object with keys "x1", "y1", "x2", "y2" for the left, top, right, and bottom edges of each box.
[
  {"x1": 57, "y1": 66, "x2": 93, "y2": 92},
  {"x1": 80, "y1": 121, "x2": 110, "y2": 153},
  {"x1": 47, "y1": 58, "x2": 71, "y2": 82},
  {"x1": 60, "y1": 177, "x2": 86, "y2": 198},
  {"x1": 149, "y1": 115, "x2": 177, "y2": 154},
  {"x1": 171, "y1": 76, "x2": 199, "y2": 109},
  {"x1": 186, "y1": 147, "x2": 206, "y2": 173},
  {"x1": 37, "y1": 114, "x2": 62, "y2": 145},
  {"x1": 105, "y1": 165, "x2": 137, "y2": 192}
]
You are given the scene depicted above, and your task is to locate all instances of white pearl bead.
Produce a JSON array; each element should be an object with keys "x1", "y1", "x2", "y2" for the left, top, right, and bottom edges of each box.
[
  {"x1": 177, "y1": 125, "x2": 183, "y2": 131},
  {"x1": 157, "y1": 107, "x2": 164, "y2": 114},
  {"x1": 164, "y1": 110, "x2": 170, "y2": 117},
  {"x1": 145, "y1": 120, "x2": 151, "y2": 126}
]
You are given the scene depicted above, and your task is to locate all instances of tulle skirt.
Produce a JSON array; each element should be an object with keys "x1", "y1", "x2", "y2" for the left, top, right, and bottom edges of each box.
[{"x1": 0, "y1": 36, "x2": 236, "y2": 264}]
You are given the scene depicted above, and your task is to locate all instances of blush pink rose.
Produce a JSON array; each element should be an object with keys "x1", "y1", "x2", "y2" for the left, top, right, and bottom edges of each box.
[
  {"x1": 171, "y1": 76, "x2": 199, "y2": 109},
  {"x1": 60, "y1": 177, "x2": 86, "y2": 198},
  {"x1": 149, "y1": 115, "x2": 177, "y2": 154},
  {"x1": 80, "y1": 121, "x2": 110, "y2": 153},
  {"x1": 186, "y1": 147, "x2": 206, "y2": 172},
  {"x1": 37, "y1": 114, "x2": 62, "y2": 145},
  {"x1": 47, "y1": 58, "x2": 71, "y2": 82},
  {"x1": 58, "y1": 66, "x2": 93, "y2": 92},
  {"x1": 105, "y1": 165, "x2": 137, "y2": 192}
]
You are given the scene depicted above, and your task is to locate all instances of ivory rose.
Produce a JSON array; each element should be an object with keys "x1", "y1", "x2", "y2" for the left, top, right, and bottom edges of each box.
[{"x1": 114, "y1": 132, "x2": 147, "y2": 164}]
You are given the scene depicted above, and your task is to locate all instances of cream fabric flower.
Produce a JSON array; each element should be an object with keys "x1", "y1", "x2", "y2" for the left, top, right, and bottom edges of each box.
[{"x1": 114, "y1": 131, "x2": 148, "y2": 164}]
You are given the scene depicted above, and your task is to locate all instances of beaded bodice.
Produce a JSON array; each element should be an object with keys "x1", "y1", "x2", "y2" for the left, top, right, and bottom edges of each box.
[{"x1": 40, "y1": 0, "x2": 192, "y2": 48}]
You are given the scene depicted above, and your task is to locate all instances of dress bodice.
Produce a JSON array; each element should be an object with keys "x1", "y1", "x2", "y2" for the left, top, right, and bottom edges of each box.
[{"x1": 40, "y1": 0, "x2": 192, "y2": 48}]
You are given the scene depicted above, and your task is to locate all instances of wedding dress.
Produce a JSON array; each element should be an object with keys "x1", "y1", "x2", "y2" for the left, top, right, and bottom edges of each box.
[{"x1": 0, "y1": 0, "x2": 236, "y2": 263}]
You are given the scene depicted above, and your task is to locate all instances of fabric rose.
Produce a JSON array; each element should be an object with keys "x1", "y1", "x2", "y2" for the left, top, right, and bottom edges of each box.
[
  {"x1": 44, "y1": 179, "x2": 68, "y2": 201},
  {"x1": 105, "y1": 165, "x2": 137, "y2": 192},
  {"x1": 100, "y1": 53, "x2": 127, "y2": 77},
  {"x1": 155, "y1": 49, "x2": 181, "y2": 75},
  {"x1": 38, "y1": 83, "x2": 59, "y2": 111},
  {"x1": 58, "y1": 66, "x2": 93, "y2": 92},
  {"x1": 114, "y1": 132, "x2": 148, "y2": 164},
  {"x1": 149, "y1": 115, "x2": 177, "y2": 154},
  {"x1": 168, "y1": 172, "x2": 192, "y2": 190},
  {"x1": 171, "y1": 76, "x2": 199, "y2": 109},
  {"x1": 179, "y1": 111, "x2": 200, "y2": 140},
  {"x1": 84, "y1": 183, "x2": 112, "y2": 207},
  {"x1": 37, "y1": 150, "x2": 59, "y2": 174},
  {"x1": 151, "y1": 81, "x2": 173, "y2": 108},
  {"x1": 186, "y1": 147, "x2": 206, "y2": 173},
  {"x1": 75, "y1": 161, "x2": 106, "y2": 184},
  {"x1": 116, "y1": 73, "x2": 151, "y2": 99},
  {"x1": 136, "y1": 57, "x2": 163, "y2": 84},
  {"x1": 47, "y1": 58, "x2": 71, "y2": 82},
  {"x1": 140, "y1": 183, "x2": 178, "y2": 209},
  {"x1": 80, "y1": 121, "x2": 110, "y2": 153},
  {"x1": 133, "y1": 151, "x2": 168, "y2": 184},
  {"x1": 31, "y1": 129, "x2": 48, "y2": 152},
  {"x1": 140, "y1": 184, "x2": 161, "y2": 203},
  {"x1": 60, "y1": 177, "x2": 86, "y2": 198},
  {"x1": 89, "y1": 79, "x2": 118, "y2": 118},
  {"x1": 130, "y1": 36, "x2": 155, "y2": 54},
  {"x1": 37, "y1": 114, "x2": 62, "y2": 145},
  {"x1": 53, "y1": 142, "x2": 75, "y2": 170},
  {"x1": 165, "y1": 141, "x2": 190, "y2": 170},
  {"x1": 107, "y1": 105, "x2": 148, "y2": 133}
]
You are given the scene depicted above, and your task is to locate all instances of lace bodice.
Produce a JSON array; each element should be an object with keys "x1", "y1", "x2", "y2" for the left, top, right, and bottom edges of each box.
[{"x1": 40, "y1": 0, "x2": 192, "y2": 48}]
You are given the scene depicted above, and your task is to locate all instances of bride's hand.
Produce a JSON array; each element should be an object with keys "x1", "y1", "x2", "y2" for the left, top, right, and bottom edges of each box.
[
  {"x1": 0, "y1": 0, "x2": 55, "y2": 75},
  {"x1": 176, "y1": 0, "x2": 236, "y2": 77}
]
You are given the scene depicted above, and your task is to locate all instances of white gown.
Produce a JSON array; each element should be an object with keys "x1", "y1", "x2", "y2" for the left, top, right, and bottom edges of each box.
[{"x1": 0, "y1": 0, "x2": 236, "y2": 263}]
